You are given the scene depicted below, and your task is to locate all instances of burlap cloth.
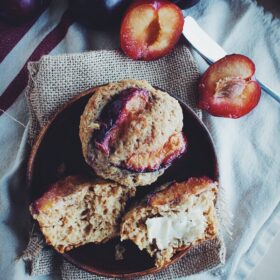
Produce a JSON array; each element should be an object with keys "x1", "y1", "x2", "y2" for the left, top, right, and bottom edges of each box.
[{"x1": 23, "y1": 45, "x2": 226, "y2": 279}]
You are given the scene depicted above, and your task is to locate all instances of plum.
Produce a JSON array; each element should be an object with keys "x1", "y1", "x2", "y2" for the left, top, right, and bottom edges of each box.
[
  {"x1": 198, "y1": 54, "x2": 261, "y2": 118},
  {"x1": 68, "y1": 0, "x2": 131, "y2": 29},
  {"x1": 94, "y1": 88, "x2": 150, "y2": 154},
  {"x1": 124, "y1": 132, "x2": 187, "y2": 172},
  {"x1": 120, "y1": 0, "x2": 184, "y2": 61},
  {"x1": 171, "y1": 0, "x2": 200, "y2": 9},
  {"x1": 0, "y1": 0, "x2": 51, "y2": 24}
]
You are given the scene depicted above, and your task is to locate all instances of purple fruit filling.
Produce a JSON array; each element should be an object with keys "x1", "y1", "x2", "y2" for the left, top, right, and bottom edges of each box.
[
  {"x1": 91, "y1": 87, "x2": 187, "y2": 173},
  {"x1": 93, "y1": 87, "x2": 150, "y2": 154}
]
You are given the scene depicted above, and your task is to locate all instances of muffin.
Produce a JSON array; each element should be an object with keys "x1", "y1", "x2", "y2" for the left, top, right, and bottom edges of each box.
[
  {"x1": 80, "y1": 80, "x2": 186, "y2": 188},
  {"x1": 30, "y1": 176, "x2": 136, "y2": 253},
  {"x1": 120, "y1": 177, "x2": 218, "y2": 268}
]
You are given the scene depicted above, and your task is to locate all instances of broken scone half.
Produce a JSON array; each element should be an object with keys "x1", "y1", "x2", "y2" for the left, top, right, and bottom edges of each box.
[
  {"x1": 30, "y1": 175, "x2": 136, "y2": 253},
  {"x1": 120, "y1": 177, "x2": 218, "y2": 268}
]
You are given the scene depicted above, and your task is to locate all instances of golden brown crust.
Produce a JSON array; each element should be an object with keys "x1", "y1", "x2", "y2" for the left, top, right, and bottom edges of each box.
[
  {"x1": 30, "y1": 175, "x2": 136, "y2": 253},
  {"x1": 148, "y1": 177, "x2": 217, "y2": 207},
  {"x1": 79, "y1": 80, "x2": 184, "y2": 188},
  {"x1": 120, "y1": 177, "x2": 219, "y2": 268},
  {"x1": 31, "y1": 176, "x2": 87, "y2": 213}
]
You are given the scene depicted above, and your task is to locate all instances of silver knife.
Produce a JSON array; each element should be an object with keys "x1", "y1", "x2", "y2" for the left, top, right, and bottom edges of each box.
[{"x1": 183, "y1": 16, "x2": 280, "y2": 103}]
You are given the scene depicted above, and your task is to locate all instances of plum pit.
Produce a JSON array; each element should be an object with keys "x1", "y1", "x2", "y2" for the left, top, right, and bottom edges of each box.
[
  {"x1": 215, "y1": 77, "x2": 246, "y2": 99},
  {"x1": 145, "y1": 15, "x2": 161, "y2": 46}
]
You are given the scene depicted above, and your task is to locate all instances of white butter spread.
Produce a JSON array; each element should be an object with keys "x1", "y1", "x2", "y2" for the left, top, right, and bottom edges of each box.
[{"x1": 145, "y1": 208, "x2": 207, "y2": 250}]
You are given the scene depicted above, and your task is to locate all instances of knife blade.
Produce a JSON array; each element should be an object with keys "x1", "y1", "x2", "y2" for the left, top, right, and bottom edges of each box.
[{"x1": 183, "y1": 16, "x2": 280, "y2": 104}]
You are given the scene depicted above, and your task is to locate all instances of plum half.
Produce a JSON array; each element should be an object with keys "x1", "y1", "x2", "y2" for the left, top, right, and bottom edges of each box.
[
  {"x1": 198, "y1": 54, "x2": 261, "y2": 118},
  {"x1": 93, "y1": 87, "x2": 187, "y2": 173},
  {"x1": 120, "y1": 0, "x2": 184, "y2": 60},
  {"x1": 125, "y1": 132, "x2": 187, "y2": 172}
]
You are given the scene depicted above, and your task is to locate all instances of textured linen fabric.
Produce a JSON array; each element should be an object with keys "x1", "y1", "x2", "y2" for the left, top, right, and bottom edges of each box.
[
  {"x1": 0, "y1": 0, "x2": 280, "y2": 280},
  {"x1": 27, "y1": 238, "x2": 224, "y2": 280},
  {"x1": 60, "y1": 239, "x2": 224, "y2": 280},
  {"x1": 26, "y1": 45, "x2": 201, "y2": 142},
  {"x1": 22, "y1": 44, "x2": 226, "y2": 279}
]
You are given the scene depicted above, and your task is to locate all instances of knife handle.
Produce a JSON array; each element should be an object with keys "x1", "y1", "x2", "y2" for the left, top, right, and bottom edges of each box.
[{"x1": 257, "y1": 79, "x2": 280, "y2": 103}]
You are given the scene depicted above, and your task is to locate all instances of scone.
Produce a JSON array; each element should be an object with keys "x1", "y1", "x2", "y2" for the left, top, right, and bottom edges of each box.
[
  {"x1": 30, "y1": 175, "x2": 136, "y2": 253},
  {"x1": 120, "y1": 177, "x2": 218, "y2": 268},
  {"x1": 80, "y1": 80, "x2": 187, "y2": 188}
]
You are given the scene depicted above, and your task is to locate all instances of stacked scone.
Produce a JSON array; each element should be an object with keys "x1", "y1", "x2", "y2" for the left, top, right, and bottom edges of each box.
[
  {"x1": 80, "y1": 80, "x2": 186, "y2": 187},
  {"x1": 30, "y1": 80, "x2": 219, "y2": 268}
]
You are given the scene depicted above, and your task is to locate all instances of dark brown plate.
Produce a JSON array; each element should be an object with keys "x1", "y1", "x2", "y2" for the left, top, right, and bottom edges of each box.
[{"x1": 27, "y1": 86, "x2": 219, "y2": 278}]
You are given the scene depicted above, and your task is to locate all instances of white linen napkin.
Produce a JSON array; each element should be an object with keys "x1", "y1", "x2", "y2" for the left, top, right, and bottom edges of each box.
[
  {"x1": 0, "y1": 0, "x2": 279, "y2": 279},
  {"x1": 185, "y1": 0, "x2": 280, "y2": 279}
]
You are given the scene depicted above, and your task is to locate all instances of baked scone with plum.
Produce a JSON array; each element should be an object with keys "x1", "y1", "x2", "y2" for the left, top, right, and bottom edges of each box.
[
  {"x1": 30, "y1": 175, "x2": 136, "y2": 253},
  {"x1": 120, "y1": 177, "x2": 218, "y2": 268},
  {"x1": 80, "y1": 80, "x2": 187, "y2": 188}
]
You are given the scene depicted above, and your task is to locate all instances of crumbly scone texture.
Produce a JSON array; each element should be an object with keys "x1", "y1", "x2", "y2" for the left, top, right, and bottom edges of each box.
[
  {"x1": 79, "y1": 80, "x2": 184, "y2": 188},
  {"x1": 30, "y1": 175, "x2": 136, "y2": 253},
  {"x1": 120, "y1": 177, "x2": 218, "y2": 268}
]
